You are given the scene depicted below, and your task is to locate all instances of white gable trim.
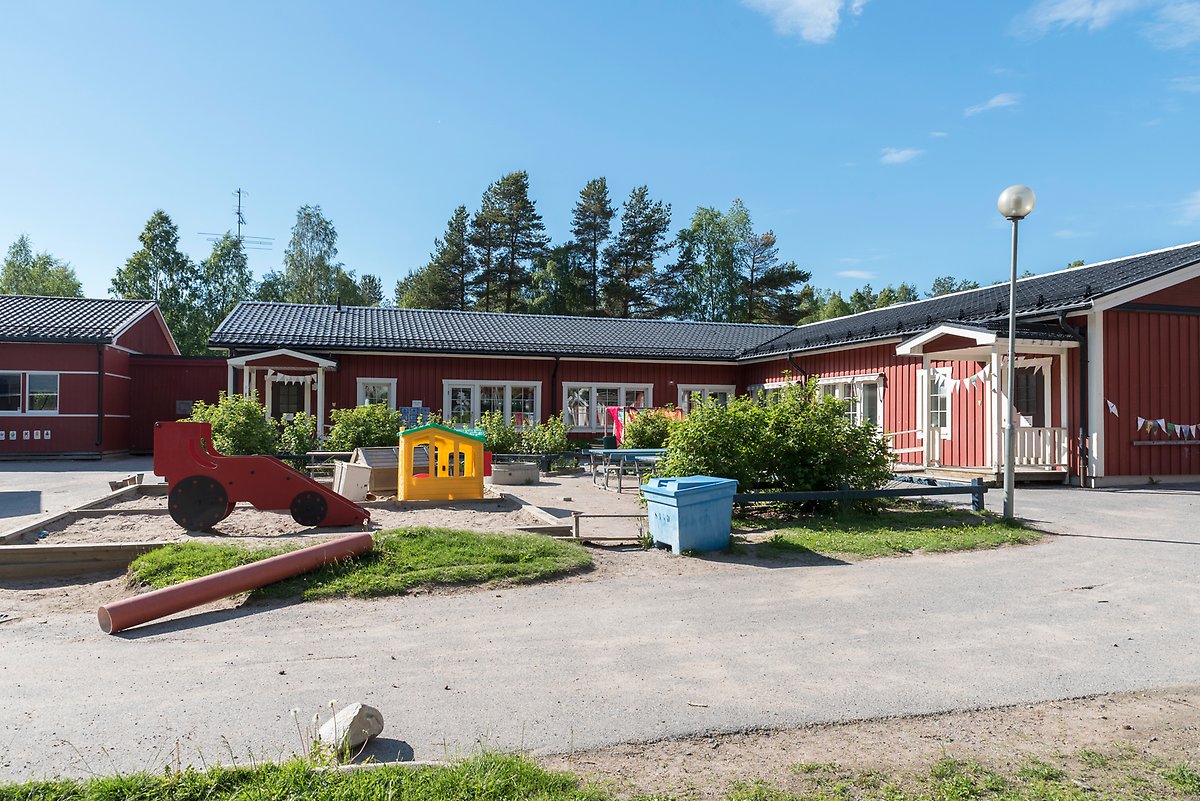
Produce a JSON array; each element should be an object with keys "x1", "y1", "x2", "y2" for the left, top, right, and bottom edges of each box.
[
  {"x1": 1089, "y1": 259, "x2": 1200, "y2": 312},
  {"x1": 227, "y1": 348, "x2": 337, "y2": 369},
  {"x1": 896, "y1": 324, "x2": 997, "y2": 356}
]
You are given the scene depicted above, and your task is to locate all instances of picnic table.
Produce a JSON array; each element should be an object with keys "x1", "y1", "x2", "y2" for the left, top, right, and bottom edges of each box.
[{"x1": 587, "y1": 448, "x2": 666, "y2": 492}]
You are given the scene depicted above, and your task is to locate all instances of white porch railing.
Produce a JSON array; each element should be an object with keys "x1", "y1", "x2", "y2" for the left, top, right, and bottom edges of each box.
[
  {"x1": 1013, "y1": 426, "x2": 1069, "y2": 467},
  {"x1": 885, "y1": 429, "x2": 925, "y2": 462}
]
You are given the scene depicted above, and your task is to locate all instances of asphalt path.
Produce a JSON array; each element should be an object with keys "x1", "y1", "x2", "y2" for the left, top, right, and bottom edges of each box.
[
  {"x1": 2, "y1": 480, "x2": 1199, "y2": 779},
  {"x1": 0, "y1": 456, "x2": 153, "y2": 535}
]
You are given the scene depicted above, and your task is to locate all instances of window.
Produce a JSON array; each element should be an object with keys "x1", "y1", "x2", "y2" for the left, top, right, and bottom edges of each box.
[
  {"x1": 442, "y1": 381, "x2": 541, "y2": 428},
  {"x1": 1012, "y1": 366, "x2": 1046, "y2": 427},
  {"x1": 273, "y1": 383, "x2": 304, "y2": 417},
  {"x1": 817, "y1": 376, "x2": 883, "y2": 427},
  {"x1": 927, "y1": 370, "x2": 949, "y2": 430},
  {"x1": 677, "y1": 385, "x2": 736, "y2": 413},
  {"x1": 0, "y1": 373, "x2": 20, "y2": 413},
  {"x1": 17, "y1": 373, "x2": 59, "y2": 415},
  {"x1": 562, "y1": 383, "x2": 653, "y2": 431},
  {"x1": 357, "y1": 378, "x2": 397, "y2": 409}
]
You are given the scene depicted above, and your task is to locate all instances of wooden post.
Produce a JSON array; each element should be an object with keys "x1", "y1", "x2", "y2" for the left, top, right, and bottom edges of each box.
[
  {"x1": 572, "y1": 512, "x2": 581, "y2": 540},
  {"x1": 971, "y1": 478, "x2": 985, "y2": 512}
]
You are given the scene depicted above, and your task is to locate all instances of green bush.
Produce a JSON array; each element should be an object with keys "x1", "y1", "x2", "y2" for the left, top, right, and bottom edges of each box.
[
  {"x1": 182, "y1": 391, "x2": 277, "y2": 456},
  {"x1": 324, "y1": 403, "x2": 402, "y2": 451},
  {"x1": 654, "y1": 379, "x2": 891, "y2": 492},
  {"x1": 478, "y1": 409, "x2": 519, "y2": 453},
  {"x1": 517, "y1": 416, "x2": 572, "y2": 454},
  {"x1": 276, "y1": 411, "x2": 318, "y2": 469},
  {"x1": 621, "y1": 407, "x2": 675, "y2": 448}
]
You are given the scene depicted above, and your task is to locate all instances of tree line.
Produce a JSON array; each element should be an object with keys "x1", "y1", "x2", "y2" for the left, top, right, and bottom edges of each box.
[{"x1": 2, "y1": 174, "x2": 1081, "y2": 355}]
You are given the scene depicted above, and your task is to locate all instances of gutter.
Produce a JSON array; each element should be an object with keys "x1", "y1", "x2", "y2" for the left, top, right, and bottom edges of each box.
[
  {"x1": 785, "y1": 352, "x2": 809, "y2": 380},
  {"x1": 1057, "y1": 312, "x2": 1087, "y2": 486},
  {"x1": 549, "y1": 356, "x2": 561, "y2": 416}
]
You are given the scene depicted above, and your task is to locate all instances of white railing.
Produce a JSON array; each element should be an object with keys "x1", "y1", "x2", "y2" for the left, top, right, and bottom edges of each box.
[
  {"x1": 885, "y1": 428, "x2": 925, "y2": 461},
  {"x1": 1013, "y1": 427, "x2": 1069, "y2": 467}
]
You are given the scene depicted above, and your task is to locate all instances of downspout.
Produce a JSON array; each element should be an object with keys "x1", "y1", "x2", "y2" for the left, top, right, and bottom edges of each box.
[
  {"x1": 95, "y1": 344, "x2": 105, "y2": 449},
  {"x1": 550, "y1": 356, "x2": 561, "y2": 418},
  {"x1": 785, "y1": 353, "x2": 809, "y2": 381},
  {"x1": 1058, "y1": 312, "x2": 1087, "y2": 486}
]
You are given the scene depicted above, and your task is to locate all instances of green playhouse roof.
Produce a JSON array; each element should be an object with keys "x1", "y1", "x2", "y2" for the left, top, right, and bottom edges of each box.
[{"x1": 399, "y1": 422, "x2": 486, "y2": 442}]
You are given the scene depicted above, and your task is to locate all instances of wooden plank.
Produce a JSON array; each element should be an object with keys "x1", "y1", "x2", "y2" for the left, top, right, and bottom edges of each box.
[
  {"x1": 73, "y1": 484, "x2": 142, "y2": 510},
  {"x1": 0, "y1": 511, "x2": 74, "y2": 545},
  {"x1": 734, "y1": 485, "x2": 985, "y2": 502},
  {"x1": 0, "y1": 541, "x2": 171, "y2": 579}
]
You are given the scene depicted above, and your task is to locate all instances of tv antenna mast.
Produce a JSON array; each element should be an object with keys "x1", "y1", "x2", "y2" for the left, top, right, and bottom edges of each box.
[{"x1": 200, "y1": 188, "x2": 274, "y2": 251}]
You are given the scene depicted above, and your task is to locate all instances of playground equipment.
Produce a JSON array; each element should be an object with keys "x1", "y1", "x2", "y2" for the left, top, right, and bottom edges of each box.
[
  {"x1": 399, "y1": 423, "x2": 486, "y2": 501},
  {"x1": 153, "y1": 421, "x2": 370, "y2": 531},
  {"x1": 98, "y1": 532, "x2": 373, "y2": 634}
]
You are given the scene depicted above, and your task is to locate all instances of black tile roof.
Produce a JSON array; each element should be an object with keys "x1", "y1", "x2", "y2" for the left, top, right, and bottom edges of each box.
[
  {"x1": 211, "y1": 303, "x2": 795, "y2": 361},
  {"x1": 743, "y1": 241, "x2": 1200, "y2": 358},
  {"x1": 0, "y1": 295, "x2": 159, "y2": 344},
  {"x1": 211, "y1": 241, "x2": 1200, "y2": 363}
]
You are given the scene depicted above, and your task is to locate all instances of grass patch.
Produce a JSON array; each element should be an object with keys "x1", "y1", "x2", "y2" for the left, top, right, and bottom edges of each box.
[
  {"x1": 735, "y1": 503, "x2": 1038, "y2": 558},
  {"x1": 5, "y1": 750, "x2": 1200, "y2": 801},
  {"x1": 129, "y1": 527, "x2": 592, "y2": 601}
]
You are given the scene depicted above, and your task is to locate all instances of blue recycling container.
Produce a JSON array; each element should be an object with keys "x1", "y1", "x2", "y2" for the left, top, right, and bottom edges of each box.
[{"x1": 641, "y1": 475, "x2": 738, "y2": 554}]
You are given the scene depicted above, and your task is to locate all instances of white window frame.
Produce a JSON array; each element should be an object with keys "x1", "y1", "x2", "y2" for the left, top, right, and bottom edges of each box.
[
  {"x1": 677, "y1": 384, "x2": 736, "y2": 413},
  {"x1": 562, "y1": 382, "x2": 653, "y2": 432},
  {"x1": 442, "y1": 380, "x2": 542, "y2": 429},
  {"x1": 816, "y1": 374, "x2": 884, "y2": 427},
  {"x1": 916, "y1": 366, "x2": 952, "y2": 440},
  {"x1": 0, "y1": 372, "x2": 22, "y2": 416},
  {"x1": 356, "y1": 377, "x2": 398, "y2": 410},
  {"x1": 1003, "y1": 357, "x2": 1053, "y2": 428},
  {"x1": 23, "y1": 372, "x2": 60, "y2": 416}
]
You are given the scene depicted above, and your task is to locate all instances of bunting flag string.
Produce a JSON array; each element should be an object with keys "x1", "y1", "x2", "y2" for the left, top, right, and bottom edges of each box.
[
  {"x1": 1106, "y1": 399, "x2": 1118, "y2": 417},
  {"x1": 1134, "y1": 414, "x2": 1200, "y2": 439}
]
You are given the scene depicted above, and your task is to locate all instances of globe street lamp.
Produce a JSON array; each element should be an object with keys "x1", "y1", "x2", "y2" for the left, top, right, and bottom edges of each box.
[{"x1": 997, "y1": 185, "x2": 1035, "y2": 519}]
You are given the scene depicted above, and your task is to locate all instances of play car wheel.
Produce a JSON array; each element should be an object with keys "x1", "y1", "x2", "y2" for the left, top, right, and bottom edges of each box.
[
  {"x1": 290, "y1": 491, "x2": 328, "y2": 527},
  {"x1": 168, "y1": 475, "x2": 230, "y2": 532}
]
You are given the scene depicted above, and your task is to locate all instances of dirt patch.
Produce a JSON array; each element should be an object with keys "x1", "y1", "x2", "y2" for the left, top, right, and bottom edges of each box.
[
  {"x1": 17, "y1": 493, "x2": 544, "y2": 545},
  {"x1": 543, "y1": 688, "x2": 1200, "y2": 799}
]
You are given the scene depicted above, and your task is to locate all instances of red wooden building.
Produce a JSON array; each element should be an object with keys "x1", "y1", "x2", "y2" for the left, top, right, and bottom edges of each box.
[
  {"x1": 209, "y1": 241, "x2": 1200, "y2": 487},
  {"x1": 0, "y1": 296, "x2": 178, "y2": 457}
]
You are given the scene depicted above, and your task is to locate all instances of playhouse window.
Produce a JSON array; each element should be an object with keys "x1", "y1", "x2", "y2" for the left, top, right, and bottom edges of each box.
[
  {"x1": 563, "y1": 383, "x2": 653, "y2": 431},
  {"x1": 0, "y1": 373, "x2": 19, "y2": 412},
  {"x1": 25, "y1": 373, "x2": 59, "y2": 414}
]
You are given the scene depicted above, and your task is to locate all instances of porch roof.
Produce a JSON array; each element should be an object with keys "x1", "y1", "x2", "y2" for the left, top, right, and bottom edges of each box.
[
  {"x1": 896, "y1": 322, "x2": 1078, "y2": 356},
  {"x1": 226, "y1": 348, "x2": 337, "y2": 369}
]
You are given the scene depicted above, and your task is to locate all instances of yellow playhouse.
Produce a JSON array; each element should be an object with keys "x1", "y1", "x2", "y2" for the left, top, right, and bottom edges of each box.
[{"x1": 398, "y1": 423, "x2": 486, "y2": 501}]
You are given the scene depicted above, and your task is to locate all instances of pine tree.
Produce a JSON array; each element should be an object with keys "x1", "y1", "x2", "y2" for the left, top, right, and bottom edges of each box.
[
  {"x1": 428, "y1": 205, "x2": 477, "y2": 310},
  {"x1": 529, "y1": 243, "x2": 588, "y2": 315},
  {"x1": 602, "y1": 186, "x2": 672, "y2": 318},
  {"x1": 469, "y1": 191, "x2": 502, "y2": 312},
  {"x1": 282, "y1": 205, "x2": 342, "y2": 304},
  {"x1": 111, "y1": 210, "x2": 205, "y2": 353},
  {"x1": 571, "y1": 178, "x2": 615, "y2": 315},
  {"x1": 741, "y1": 230, "x2": 811, "y2": 324},
  {"x1": 490, "y1": 171, "x2": 548, "y2": 313},
  {"x1": 1, "y1": 235, "x2": 83, "y2": 297},
  {"x1": 356, "y1": 274, "x2": 385, "y2": 306}
]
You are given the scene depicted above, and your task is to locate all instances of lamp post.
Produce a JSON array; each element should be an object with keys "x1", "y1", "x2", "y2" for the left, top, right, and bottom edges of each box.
[{"x1": 996, "y1": 185, "x2": 1036, "y2": 519}]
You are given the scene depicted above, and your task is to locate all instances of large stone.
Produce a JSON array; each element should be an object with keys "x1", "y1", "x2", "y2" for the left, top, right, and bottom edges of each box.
[{"x1": 317, "y1": 703, "x2": 384, "y2": 752}]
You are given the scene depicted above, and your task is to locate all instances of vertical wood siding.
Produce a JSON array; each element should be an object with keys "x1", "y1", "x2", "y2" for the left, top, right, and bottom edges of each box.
[
  {"x1": 1104, "y1": 309, "x2": 1200, "y2": 476},
  {"x1": 129, "y1": 357, "x2": 229, "y2": 452}
]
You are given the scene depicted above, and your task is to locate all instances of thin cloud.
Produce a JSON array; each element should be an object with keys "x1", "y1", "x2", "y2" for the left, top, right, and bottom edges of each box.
[
  {"x1": 1145, "y1": 2, "x2": 1200, "y2": 48},
  {"x1": 1018, "y1": 0, "x2": 1148, "y2": 35},
  {"x1": 741, "y1": 0, "x2": 868, "y2": 43},
  {"x1": 930, "y1": 130, "x2": 949, "y2": 137},
  {"x1": 1170, "y1": 75, "x2": 1200, "y2": 91},
  {"x1": 879, "y1": 147, "x2": 924, "y2": 164},
  {"x1": 837, "y1": 269, "x2": 877, "y2": 279},
  {"x1": 965, "y1": 93, "x2": 1021, "y2": 116},
  {"x1": 1181, "y1": 189, "x2": 1200, "y2": 223}
]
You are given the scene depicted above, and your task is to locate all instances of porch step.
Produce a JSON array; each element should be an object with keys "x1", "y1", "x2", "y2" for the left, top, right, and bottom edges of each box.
[{"x1": 900, "y1": 466, "x2": 1068, "y2": 486}]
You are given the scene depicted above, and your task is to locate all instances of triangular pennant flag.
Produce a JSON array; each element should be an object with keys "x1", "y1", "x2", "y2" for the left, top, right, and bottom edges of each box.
[
  {"x1": 1167, "y1": 422, "x2": 1176, "y2": 437},
  {"x1": 1106, "y1": 400, "x2": 1118, "y2": 417},
  {"x1": 1138, "y1": 416, "x2": 1146, "y2": 431},
  {"x1": 1157, "y1": 418, "x2": 1167, "y2": 433}
]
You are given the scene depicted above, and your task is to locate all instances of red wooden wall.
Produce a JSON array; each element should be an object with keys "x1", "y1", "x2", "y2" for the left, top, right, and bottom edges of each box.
[
  {"x1": 129, "y1": 356, "x2": 229, "y2": 452},
  {"x1": 1103, "y1": 309, "x2": 1200, "y2": 477},
  {"x1": 114, "y1": 311, "x2": 176, "y2": 355}
]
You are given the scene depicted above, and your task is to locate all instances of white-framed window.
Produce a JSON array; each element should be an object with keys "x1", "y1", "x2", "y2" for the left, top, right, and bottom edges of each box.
[
  {"x1": 8, "y1": 372, "x2": 60, "y2": 415},
  {"x1": 357, "y1": 377, "x2": 398, "y2": 410},
  {"x1": 0, "y1": 372, "x2": 21, "y2": 414},
  {"x1": 677, "y1": 384, "x2": 735, "y2": 413},
  {"x1": 916, "y1": 367, "x2": 952, "y2": 438},
  {"x1": 1003, "y1": 357, "x2": 1052, "y2": 428},
  {"x1": 562, "y1": 383, "x2": 653, "y2": 431},
  {"x1": 817, "y1": 375, "x2": 883, "y2": 427},
  {"x1": 442, "y1": 380, "x2": 541, "y2": 428}
]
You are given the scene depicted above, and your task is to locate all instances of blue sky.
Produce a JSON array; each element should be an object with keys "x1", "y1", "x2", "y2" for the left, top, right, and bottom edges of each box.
[{"x1": 1, "y1": 0, "x2": 1198, "y2": 300}]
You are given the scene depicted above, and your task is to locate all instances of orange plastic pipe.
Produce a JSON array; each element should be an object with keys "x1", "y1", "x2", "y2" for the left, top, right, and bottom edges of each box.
[{"x1": 98, "y1": 533, "x2": 374, "y2": 634}]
